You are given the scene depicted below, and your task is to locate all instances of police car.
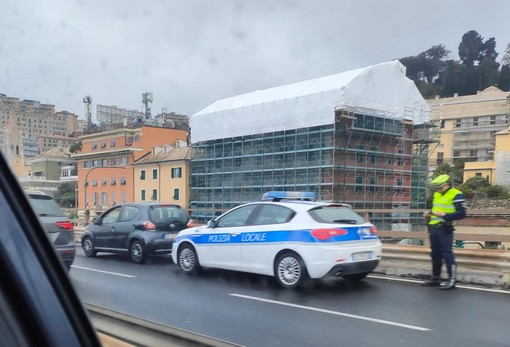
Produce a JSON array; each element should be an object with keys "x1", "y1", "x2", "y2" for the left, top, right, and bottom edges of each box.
[{"x1": 172, "y1": 192, "x2": 382, "y2": 288}]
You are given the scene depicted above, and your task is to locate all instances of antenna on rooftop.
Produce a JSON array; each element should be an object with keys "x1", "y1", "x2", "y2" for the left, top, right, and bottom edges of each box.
[
  {"x1": 142, "y1": 92, "x2": 153, "y2": 120},
  {"x1": 83, "y1": 95, "x2": 93, "y2": 130}
]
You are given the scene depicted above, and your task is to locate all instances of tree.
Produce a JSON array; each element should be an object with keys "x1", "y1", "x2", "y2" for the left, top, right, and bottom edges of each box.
[
  {"x1": 69, "y1": 141, "x2": 82, "y2": 153},
  {"x1": 458, "y1": 30, "x2": 484, "y2": 67},
  {"x1": 400, "y1": 44, "x2": 450, "y2": 98},
  {"x1": 497, "y1": 64, "x2": 510, "y2": 91},
  {"x1": 501, "y1": 43, "x2": 510, "y2": 66},
  {"x1": 54, "y1": 182, "x2": 77, "y2": 208}
]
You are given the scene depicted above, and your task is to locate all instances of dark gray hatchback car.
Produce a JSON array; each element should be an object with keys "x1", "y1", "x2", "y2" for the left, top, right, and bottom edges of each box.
[
  {"x1": 81, "y1": 202, "x2": 193, "y2": 264},
  {"x1": 25, "y1": 190, "x2": 76, "y2": 270}
]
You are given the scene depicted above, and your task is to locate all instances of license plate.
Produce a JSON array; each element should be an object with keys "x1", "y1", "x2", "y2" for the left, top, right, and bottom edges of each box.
[
  {"x1": 352, "y1": 252, "x2": 372, "y2": 261},
  {"x1": 164, "y1": 233, "x2": 176, "y2": 240}
]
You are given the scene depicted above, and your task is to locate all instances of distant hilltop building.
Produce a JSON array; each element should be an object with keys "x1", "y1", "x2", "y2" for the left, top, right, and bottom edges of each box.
[
  {"x1": 0, "y1": 93, "x2": 79, "y2": 159},
  {"x1": 96, "y1": 104, "x2": 189, "y2": 131}
]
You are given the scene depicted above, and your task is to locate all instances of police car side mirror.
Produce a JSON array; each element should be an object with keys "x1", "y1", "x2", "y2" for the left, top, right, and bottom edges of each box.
[{"x1": 206, "y1": 219, "x2": 218, "y2": 228}]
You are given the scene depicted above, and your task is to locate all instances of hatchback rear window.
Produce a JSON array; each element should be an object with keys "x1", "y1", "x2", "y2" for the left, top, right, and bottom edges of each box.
[
  {"x1": 27, "y1": 194, "x2": 65, "y2": 217},
  {"x1": 149, "y1": 206, "x2": 189, "y2": 223},
  {"x1": 308, "y1": 205, "x2": 365, "y2": 225}
]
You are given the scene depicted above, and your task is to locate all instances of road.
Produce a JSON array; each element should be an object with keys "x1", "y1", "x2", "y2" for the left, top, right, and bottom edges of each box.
[{"x1": 70, "y1": 249, "x2": 510, "y2": 347}]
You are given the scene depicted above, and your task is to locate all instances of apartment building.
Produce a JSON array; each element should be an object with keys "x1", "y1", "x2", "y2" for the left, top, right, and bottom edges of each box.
[
  {"x1": 72, "y1": 125, "x2": 187, "y2": 210},
  {"x1": 133, "y1": 143, "x2": 190, "y2": 208},
  {"x1": 0, "y1": 93, "x2": 79, "y2": 158},
  {"x1": 427, "y1": 86, "x2": 510, "y2": 177},
  {"x1": 20, "y1": 147, "x2": 76, "y2": 197}
]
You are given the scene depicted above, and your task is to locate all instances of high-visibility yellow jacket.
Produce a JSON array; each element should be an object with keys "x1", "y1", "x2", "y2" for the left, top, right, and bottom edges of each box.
[{"x1": 429, "y1": 188, "x2": 464, "y2": 225}]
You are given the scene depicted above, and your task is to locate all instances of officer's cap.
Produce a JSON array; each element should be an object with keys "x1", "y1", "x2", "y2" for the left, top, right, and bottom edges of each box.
[{"x1": 430, "y1": 174, "x2": 450, "y2": 188}]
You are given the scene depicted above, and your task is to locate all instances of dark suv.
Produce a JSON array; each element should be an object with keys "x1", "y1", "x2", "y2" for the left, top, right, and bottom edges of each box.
[
  {"x1": 25, "y1": 190, "x2": 76, "y2": 270},
  {"x1": 81, "y1": 202, "x2": 193, "y2": 264}
]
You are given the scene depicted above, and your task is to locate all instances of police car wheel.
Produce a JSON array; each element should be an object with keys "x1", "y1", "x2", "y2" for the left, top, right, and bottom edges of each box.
[
  {"x1": 342, "y1": 272, "x2": 369, "y2": 282},
  {"x1": 178, "y1": 244, "x2": 200, "y2": 274},
  {"x1": 275, "y1": 252, "x2": 307, "y2": 288},
  {"x1": 82, "y1": 237, "x2": 97, "y2": 257},
  {"x1": 130, "y1": 241, "x2": 145, "y2": 264}
]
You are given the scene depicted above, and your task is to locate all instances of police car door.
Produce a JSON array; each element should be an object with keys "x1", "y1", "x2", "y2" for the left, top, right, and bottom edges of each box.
[
  {"x1": 239, "y1": 204, "x2": 294, "y2": 274},
  {"x1": 200, "y1": 204, "x2": 258, "y2": 270}
]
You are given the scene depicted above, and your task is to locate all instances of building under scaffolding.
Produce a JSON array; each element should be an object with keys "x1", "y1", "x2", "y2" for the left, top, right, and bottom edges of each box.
[{"x1": 189, "y1": 61, "x2": 435, "y2": 230}]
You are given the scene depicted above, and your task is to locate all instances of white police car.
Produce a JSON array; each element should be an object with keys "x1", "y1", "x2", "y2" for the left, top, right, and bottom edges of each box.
[{"x1": 172, "y1": 192, "x2": 382, "y2": 288}]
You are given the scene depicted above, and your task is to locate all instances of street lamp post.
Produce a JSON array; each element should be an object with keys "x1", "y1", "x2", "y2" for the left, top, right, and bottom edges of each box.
[{"x1": 83, "y1": 166, "x2": 126, "y2": 225}]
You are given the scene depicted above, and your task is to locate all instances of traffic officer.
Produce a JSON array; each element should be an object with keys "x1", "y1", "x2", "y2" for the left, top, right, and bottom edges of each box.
[{"x1": 421, "y1": 174, "x2": 467, "y2": 290}]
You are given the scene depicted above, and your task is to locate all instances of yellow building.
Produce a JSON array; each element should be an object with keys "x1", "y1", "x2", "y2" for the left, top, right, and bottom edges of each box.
[
  {"x1": 133, "y1": 142, "x2": 190, "y2": 209},
  {"x1": 427, "y1": 87, "x2": 510, "y2": 180}
]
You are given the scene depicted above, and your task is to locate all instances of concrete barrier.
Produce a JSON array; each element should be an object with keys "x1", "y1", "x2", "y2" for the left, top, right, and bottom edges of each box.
[{"x1": 376, "y1": 244, "x2": 510, "y2": 288}]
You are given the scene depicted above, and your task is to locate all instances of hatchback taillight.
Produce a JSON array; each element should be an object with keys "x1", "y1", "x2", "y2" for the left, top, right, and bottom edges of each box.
[
  {"x1": 55, "y1": 221, "x2": 74, "y2": 230},
  {"x1": 143, "y1": 221, "x2": 156, "y2": 230},
  {"x1": 311, "y1": 228, "x2": 348, "y2": 241}
]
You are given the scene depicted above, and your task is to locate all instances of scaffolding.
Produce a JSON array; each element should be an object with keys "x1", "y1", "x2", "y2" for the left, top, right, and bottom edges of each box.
[{"x1": 189, "y1": 106, "x2": 436, "y2": 231}]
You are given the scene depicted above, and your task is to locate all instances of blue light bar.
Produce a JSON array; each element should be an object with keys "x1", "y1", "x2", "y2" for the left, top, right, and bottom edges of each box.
[{"x1": 262, "y1": 191, "x2": 317, "y2": 201}]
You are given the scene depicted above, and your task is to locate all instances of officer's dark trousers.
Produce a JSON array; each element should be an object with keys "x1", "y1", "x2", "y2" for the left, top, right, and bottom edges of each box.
[{"x1": 428, "y1": 224, "x2": 456, "y2": 279}]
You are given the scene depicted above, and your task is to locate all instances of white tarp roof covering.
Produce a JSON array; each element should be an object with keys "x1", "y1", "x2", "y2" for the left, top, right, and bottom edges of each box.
[{"x1": 191, "y1": 60, "x2": 428, "y2": 143}]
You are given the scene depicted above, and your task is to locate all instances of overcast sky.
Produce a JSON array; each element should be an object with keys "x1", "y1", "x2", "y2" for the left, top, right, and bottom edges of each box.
[{"x1": 1, "y1": 0, "x2": 510, "y2": 121}]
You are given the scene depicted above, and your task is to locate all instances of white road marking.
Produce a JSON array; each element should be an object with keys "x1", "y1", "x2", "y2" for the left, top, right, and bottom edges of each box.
[
  {"x1": 71, "y1": 265, "x2": 135, "y2": 278},
  {"x1": 230, "y1": 293, "x2": 430, "y2": 331},
  {"x1": 368, "y1": 275, "x2": 510, "y2": 294}
]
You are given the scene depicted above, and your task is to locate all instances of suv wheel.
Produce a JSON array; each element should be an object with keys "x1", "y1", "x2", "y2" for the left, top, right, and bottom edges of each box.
[
  {"x1": 82, "y1": 237, "x2": 97, "y2": 257},
  {"x1": 130, "y1": 241, "x2": 145, "y2": 264}
]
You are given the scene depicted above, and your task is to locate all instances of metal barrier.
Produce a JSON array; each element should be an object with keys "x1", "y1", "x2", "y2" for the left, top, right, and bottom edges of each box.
[
  {"x1": 86, "y1": 304, "x2": 242, "y2": 347},
  {"x1": 377, "y1": 244, "x2": 510, "y2": 288}
]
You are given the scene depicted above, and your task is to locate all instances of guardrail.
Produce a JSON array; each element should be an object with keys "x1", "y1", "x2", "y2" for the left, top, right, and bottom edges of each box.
[
  {"x1": 86, "y1": 304, "x2": 242, "y2": 347},
  {"x1": 377, "y1": 244, "x2": 510, "y2": 288}
]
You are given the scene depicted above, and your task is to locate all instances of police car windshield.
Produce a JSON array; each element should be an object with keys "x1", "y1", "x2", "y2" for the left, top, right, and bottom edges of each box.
[{"x1": 308, "y1": 206, "x2": 365, "y2": 225}]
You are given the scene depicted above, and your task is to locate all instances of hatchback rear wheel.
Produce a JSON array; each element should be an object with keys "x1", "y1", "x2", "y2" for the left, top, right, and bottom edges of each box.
[
  {"x1": 274, "y1": 252, "x2": 307, "y2": 288},
  {"x1": 130, "y1": 241, "x2": 145, "y2": 264}
]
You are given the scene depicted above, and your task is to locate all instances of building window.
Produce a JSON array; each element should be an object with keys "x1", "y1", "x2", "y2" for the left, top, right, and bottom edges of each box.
[
  {"x1": 369, "y1": 176, "x2": 377, "y2": 192},
  {"x1": 141, "y1": 189, "x2": 146, "y2": 201},
  {"x1": 101, "y1": 178, "x2": 107, "y2": 185},
  {"x1": 475, "y1": 173, "x2": 482, "y2": 177},
  {"x1": 470, "y1": 149, "x2": 477, "y2": 157},
  {"x1": 440, "y1": 120, "x2": 445, "y2": 128},
  {"x1": 437, "y1": 152, "x2": 444, "y2": 165},
  {"x1": 151, "y1": 189, "x2": 157, "y2": 201},
  {"x1": 140, "y1": 170, "x2": 146, "y2": 180},
  {"x1": 101, "y1": 192, "x2": 108, "y2": 206},
  {"x1": 91, "y1": 143, "x2": 97, "y2": 149},
  {"x1": 110, "y1": 178, "x2": 116, "y2": 185},
  {"x1": 110, "y1": 139, "x2": 116, "y2": 147},
  {"x1": 455, "y1": 119, "x2": 461, "y2": 128},
  {"x1": 152, "y1": 168, "x2": 158, "y2": 180},
  {"x1": 355, "y1": 176, "x2": 363, "y2": 192},
  {"x1": 171, "y1": 167, "x2": 182, "y2": 179},
  {"x1": 473, "y1": 117, "x2": 478, "y2": 126},
  {"x1": 453, "y1": 150, "x2": 461, "y2": 158},
  {"x1": 173, "y1": 188, "x2": 180, "y2": 200},
  {"x1": 490, "y1": 116, "x2": 496, "y2": 125},
  {"x1": 120, "y1": 177, "x2": 126, "y2": 185}
]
